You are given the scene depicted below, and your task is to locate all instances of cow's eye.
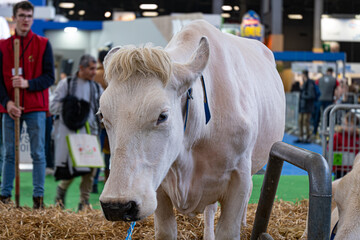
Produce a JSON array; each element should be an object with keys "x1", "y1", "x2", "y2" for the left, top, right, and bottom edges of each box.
[{"x1": 157, "y1": 113, "x2": 168, "y2": 125}]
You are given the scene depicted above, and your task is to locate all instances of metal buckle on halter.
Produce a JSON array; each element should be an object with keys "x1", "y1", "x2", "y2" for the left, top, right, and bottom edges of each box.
[{"x1": 187, "y1": 88, "x2": 193, "y2": 100}]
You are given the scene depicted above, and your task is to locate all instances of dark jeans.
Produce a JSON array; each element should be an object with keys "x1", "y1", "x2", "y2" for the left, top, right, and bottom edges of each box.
[
  {"x1": 2, "y1": 112, "x2": 46, "y2": 197},
  {"x1": 45, "y1": 116, "x2": 54, "y2": 169},
  {"x1": 313, "y1": 100, "x2": 333, "y2": 135}
]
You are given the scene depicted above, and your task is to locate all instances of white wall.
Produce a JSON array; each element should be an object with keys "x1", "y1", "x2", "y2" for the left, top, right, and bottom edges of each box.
[
  {"x1": 45, "y1": 30, "x2": 100, "y2": 54},
  {"x1": 97, "y1": 18, "x2": 168, "y2": 48},
  {"x1": 45, "y1": 18, "x2": 168, "y2": 76},
  {"x1": 45, "y1": 18, "x2": 168, "y2": 57}
]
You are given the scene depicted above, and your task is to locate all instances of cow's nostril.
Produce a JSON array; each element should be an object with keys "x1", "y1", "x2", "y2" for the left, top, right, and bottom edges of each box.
[
  {"x1": 100, "y1": 200, "x2": 139, "y2": 221},
  {"x1": 124, "y1": 201, "x2": 133, "y2": 211}
]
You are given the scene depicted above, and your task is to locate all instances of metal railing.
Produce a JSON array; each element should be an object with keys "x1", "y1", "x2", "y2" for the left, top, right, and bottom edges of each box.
[
  {"x1": 327, "y1": 104, "x2": 360, "y2": 178},
  {"x1": 321, "y1": 104, "x2": 335, "y2": 159},
  {"x1": 285, "y1": 92, "x2": 300, "y2": 134},
  {"x1": 251, "y1": 142, "x2": 331, "y2": 240},
  {"x1": 342, "y1": 92, "x2": 359, "y2": 104}
]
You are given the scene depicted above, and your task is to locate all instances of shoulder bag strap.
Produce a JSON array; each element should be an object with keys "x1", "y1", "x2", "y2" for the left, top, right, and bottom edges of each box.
[
  {"x1": 66, "y1": 76, "x2": 71, "y2": 95},
  {"x1": 66, "y1": 75, "x2": 77, "y2": 96},
  {"x1": 76, "y1": 121, "x2": 91, "y2": 135}
]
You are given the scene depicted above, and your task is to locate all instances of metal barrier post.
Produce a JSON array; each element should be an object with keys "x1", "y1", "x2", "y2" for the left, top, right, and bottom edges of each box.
[
  {"x1": 321, "y1": 104, "x2": 335, "y2": 158},
  {"x1": 251, "y1": 142, "x2": 331, "y2": 240},
  {"x1": 345, "y1": 92, "x2": 356, "y2": 104},
  {"x1": 285, "y1": 92, "x2": 300, "y2": 134},
  {"x1": 327, "y1": 104, "x2": 360, "y2": 175}
]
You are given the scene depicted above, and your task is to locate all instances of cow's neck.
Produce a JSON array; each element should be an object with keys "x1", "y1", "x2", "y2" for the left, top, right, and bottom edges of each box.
[
  {"x1": 162, "y1": 76, "x2": 211, "y2": 213},
  {"x1": 164, "y1": 148, "x2": 202, "y2": 214}
]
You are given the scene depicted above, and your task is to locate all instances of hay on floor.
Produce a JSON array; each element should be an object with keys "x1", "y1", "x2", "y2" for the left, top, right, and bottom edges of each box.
[{"x1": 0, "y1": 200, "x2": 308, "y2": 239}]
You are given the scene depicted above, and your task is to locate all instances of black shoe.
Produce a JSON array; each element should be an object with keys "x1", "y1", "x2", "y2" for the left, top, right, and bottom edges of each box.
[
  {"x1": 78, "y1": 200, "x2": 91, "y2": 211},
  {"x1": 0, "y1": 195, "x2": 11, "y2": 204},
  {"x1": 33, "y1": 196, "x2": 44, "y2": 209},
  {"x1": 55, "y1": 186, "x2": 66, "y2": 209},
  {"x1": 91, "y1": 184, "x2": 98, "y2": 194},
  {"x1": 294, "y1": 139, "x2": 303, "y2": 143}
]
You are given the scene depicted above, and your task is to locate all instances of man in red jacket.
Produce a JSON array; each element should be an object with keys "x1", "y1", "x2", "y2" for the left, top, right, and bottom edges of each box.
[{"x1": 0, "y1": 1, "x2": 54, "y2": 208}]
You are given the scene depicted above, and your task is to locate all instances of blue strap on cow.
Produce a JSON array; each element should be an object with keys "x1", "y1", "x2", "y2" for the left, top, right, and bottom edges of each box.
[
  {"x1": 125, "y1": 221, "x2": 136, "y2": 240},
  {"x1": 200, "y1": 75, "x2": 211, "y2": 124},
  {"x1": 184, "y1": 75, "x2": 211, "y2": 131},
  {"x1": 330, "y1": 220, "x2": 338, "y2": 240}
]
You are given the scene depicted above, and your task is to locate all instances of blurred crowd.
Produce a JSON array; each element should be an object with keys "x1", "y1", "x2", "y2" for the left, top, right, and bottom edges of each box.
[{"x1": 0, "y1": 1, "x2": 111, "y2": 210}]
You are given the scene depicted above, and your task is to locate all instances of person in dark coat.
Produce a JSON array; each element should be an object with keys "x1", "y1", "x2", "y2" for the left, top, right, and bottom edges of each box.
[
  {"x1": 291, "y1": 81, "x2": 301, "y2": 92},
  {"x1": 312, "y1": 67, "x2": 337, "y2": 136},
  {"x1": 295, "y1": 70, "x2": 317, "y2": 143}
]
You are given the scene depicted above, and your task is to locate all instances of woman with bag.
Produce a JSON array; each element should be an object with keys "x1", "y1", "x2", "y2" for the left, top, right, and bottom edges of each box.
[{"x1": 50, "y1": 54, "x2": 103, "y2": 210}]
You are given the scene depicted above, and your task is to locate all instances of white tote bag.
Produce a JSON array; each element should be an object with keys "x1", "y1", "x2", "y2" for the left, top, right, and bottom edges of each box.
[{"x1": 66, "y1": 133, "x2": 104, "y2": 168}]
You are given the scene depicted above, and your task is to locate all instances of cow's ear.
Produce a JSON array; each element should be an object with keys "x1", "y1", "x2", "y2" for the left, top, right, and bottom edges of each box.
[
  {"x1": 174, "y1": 37, "x2": 210, "y2": 96},
  {"x1": 186, "y1": 37, "x2": 210, "y2": 77},
  {"x1": 103, "y1": 46, "x2": 121, "y2": 70}
]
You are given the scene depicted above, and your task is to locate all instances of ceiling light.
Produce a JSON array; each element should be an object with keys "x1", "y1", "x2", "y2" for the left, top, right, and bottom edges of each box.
[
  {"x1": 221, "y1": 13, "x2": 231, "y2": 18},
  {"x1": 68, "y1": 10, "x2": 74, "y2": 15},
  {"x1": 142, "y1": 11, "x2": 158, "y2": 17},
  {"x1": 234, "y1": 6, "x2": 240, "y2": 11},
  {"x1": 78, "y1": 10, "x2": 85, "y2": 16},
  {"x1": 104, "y1": 11, "x2": 111, "y2": 18},
  {"x1": 59, "y1": 2, "x2": 75, "y2": 9},
  {"x1": 222, "y1": 5, "x2": 232, "y2": 11},
  {"x1": 139, "y1": 4, "x2": 158, "y2": 10},
  {"x1": 113, "y1": 12, "x2": 136, "y2": 21},
  {"x1": 64, "y1": 27, "x2": 77, "y2": 33},
  {"x1": 288, "y1": 14, "x2": 303, "y2": 20}
]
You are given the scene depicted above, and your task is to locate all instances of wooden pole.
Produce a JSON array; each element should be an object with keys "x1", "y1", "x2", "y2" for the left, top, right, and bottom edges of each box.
[{"x1": 13, "y1": 39, "x2": 20, "y2": 208}]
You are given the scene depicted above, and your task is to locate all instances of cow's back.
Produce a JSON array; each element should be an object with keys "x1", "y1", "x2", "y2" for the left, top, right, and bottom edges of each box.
[{"x1": 166, "y1": 20, "x2": 285, "y2": 174}]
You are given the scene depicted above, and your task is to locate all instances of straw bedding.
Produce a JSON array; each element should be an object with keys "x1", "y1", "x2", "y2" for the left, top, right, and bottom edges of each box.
[{"x1": 0, "y1": 199, "x2": 308, "y2": 239}]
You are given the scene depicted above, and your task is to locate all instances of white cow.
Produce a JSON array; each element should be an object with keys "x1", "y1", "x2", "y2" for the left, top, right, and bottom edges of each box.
[
  {"x1": 301, "y1": 154, "x2": 360, "y2": 240},
  {"x1": 99, "y1": 20, "x2": 285, "y2": 239},
  {"x1": 330, "y1": 153, "x2": 360, "y2": 239}
]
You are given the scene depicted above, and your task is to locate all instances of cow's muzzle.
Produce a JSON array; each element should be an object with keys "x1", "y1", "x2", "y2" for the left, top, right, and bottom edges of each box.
[{"x1": 100, "y1": 200, "x2": 139, "y2": 221}]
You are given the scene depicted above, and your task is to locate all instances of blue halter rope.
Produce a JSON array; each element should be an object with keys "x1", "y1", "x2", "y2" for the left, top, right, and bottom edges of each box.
[
  {"x1": 125, "y1": 221, "x2": 136, "y2": 240},
  {"x1": 184, "y1": 75, "x2": 211, "y2": 131}
]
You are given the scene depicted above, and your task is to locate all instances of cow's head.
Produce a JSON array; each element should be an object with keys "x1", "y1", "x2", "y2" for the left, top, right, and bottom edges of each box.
[{"x1": 99, "y1": 37, "x2": 209, "y2": 221}]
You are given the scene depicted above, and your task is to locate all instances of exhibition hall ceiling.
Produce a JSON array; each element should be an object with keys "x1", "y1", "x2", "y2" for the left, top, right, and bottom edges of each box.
[{"x1": 53, "y1": 0, "x2": 360, "y2": 22}]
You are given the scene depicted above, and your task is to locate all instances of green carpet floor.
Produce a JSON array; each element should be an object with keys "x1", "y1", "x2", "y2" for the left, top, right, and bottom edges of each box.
[
  {"x1": 8, "y1": 172, "x2": 309, "y2": 210},
  {"x1": 9, "y1": 172, "x2": 105, "y2": 211},
  {"x1": 249, "y1": 175, "x2": 309, "y2": 203}
]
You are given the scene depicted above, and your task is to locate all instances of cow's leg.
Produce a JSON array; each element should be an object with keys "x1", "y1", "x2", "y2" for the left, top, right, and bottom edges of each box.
[
  {"x1": 215, "y1": 169, "x2": 251, "y2": 239},
  {"x1": 204, "y1": 202, "x2": 217, "y2": 240},
  {"x1": 154, "y1": 186, "x2": 177, "y2": 240},
  {"x1": 241, "y1": 179, "x2": 253, "y2": 227}
]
